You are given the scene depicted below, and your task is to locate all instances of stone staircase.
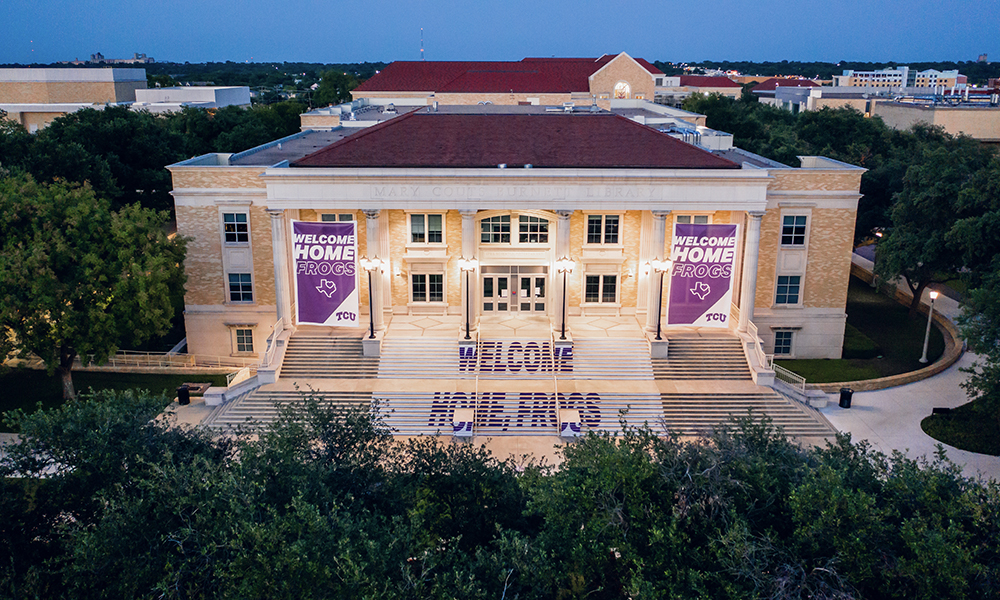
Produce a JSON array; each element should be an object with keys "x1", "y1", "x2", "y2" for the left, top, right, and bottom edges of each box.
[
  {"x1": 204, "y1": 389, "x2": 373, "y2": 430},
  {"x1": 660, "y1": 391, "x2": 835, "y2": 438},
  {"x1": 567, "y1": 338, "x2": 653, "y2": 380},
  {"x1": 477, "y1": 339, "x2": 563, "y2": 380},
  {"x1": 279, "y1": 336, "x2": 379, "y2": 379},
  {"x1": 377, "y1": 337, "x2": 469, "y2": 379},
  {"x1": 652, "y1": 337, "x2": 752, "y2": 380}
]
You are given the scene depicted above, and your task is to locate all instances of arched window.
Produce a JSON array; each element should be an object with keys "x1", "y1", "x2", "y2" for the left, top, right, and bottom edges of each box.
[{"x1": 614, "y1": 81, "x2": 631, "y2": 99}]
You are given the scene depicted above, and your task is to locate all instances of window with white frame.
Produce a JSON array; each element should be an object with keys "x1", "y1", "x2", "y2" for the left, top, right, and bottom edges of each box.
[
  {"x1": 675, "y1": 215, "x2": 710, "y2": 224},
  {"x1": 773, "y1": 330, "x2": 793, "y2": 355},
  {"x1": 223, "y1": 213, "x2": 249, "y2": 243},
  {"x1": 228, "y1": 273, "x2": 253, "y2": 302},
  {"x1": 410, "y1": 214, "x2": 444, "y2": 244},
  {"x1": 235, "y1": 328, "x2": 254, "y2": 353},
  {"x1": 518, "y1": 215, "x2": 549, "y2": 243},
  {"x1": 481, "y1": 215, "x2": 511, "y2": 243},
  {"x1": 585, "y1": 274, "x2": 618, "y2": 303},
  {"x1": 781, "y1": 215, "x2": 808, "y2": 246},
  {"x1": 411, "y1": 273, "x2": 444, "y2": 303},
  {"x1": 321, "y1": 213, "x2": 355, "y2": 222},
  {"x1": 586, "y1": 214, "x2": 620, "y2": 245},
  {"x1": 775, "y1": 275, "x2": 801, "y2": 305}
]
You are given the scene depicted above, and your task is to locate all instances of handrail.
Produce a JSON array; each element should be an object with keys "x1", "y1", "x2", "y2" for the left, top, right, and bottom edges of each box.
[
  {"x1": 226, "y1": 365, "x2": 257, "y2": 386},
  {"x1": 260, "y1": 327, "x2": 280, "y2": 368},
  {"x1": 472, "y1": 328, "x2": 482, "y2": 436},
  {"x1": 730, "y1": 302, "x2": 740, "y2": 329},
  {"x1": 767, "y1": 354, "x2": 807, "y2": 393},
  {"x1": 746, "y1": 321, "x2": 769, "y2": 369},
  {"x1": 78, "y1": 350, "x2": 258, "y2": 369}
]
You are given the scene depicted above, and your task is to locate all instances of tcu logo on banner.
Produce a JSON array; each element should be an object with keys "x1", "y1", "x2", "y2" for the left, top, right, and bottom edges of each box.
[
  {"x1": 293, "y1": 221, "x2": 359, "y2": 327},
  {"x1": 667, "y1": 223, "x2": 738, "y2": 328}
]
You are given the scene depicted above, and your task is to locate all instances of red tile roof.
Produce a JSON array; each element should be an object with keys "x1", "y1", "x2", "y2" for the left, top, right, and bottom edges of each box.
[
  {"x1": 678, "y1": 75, "x2": 742, "y2": 88},
  {"x1": 354, "y1": 55, "x2": 662, "y2": 94},
  {"x1": 751, "y1": 77, "x2": 819, "y2": 92},
  {"x1": 290, "y1": 111, "x2": 739, "y2": 170}
]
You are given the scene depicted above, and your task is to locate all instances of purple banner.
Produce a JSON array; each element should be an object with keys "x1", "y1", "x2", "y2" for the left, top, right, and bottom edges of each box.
[
  {"x1": 667, "y1": 223, "x2": 738, "y2": 327},
  {"x1": 293, "y1": 221, "x2": 359, "y2": 327}
]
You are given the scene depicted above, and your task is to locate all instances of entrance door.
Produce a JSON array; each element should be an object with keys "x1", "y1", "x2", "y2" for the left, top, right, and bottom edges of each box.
[
  {"x1": 518, "y1": 275, "x2": 546, "y2": 313},
  {"x1": 482, "y1": 275, "x2": 510, "y2": 313}
]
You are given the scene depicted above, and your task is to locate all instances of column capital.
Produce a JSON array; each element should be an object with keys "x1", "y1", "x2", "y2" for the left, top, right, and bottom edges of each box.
[
  {"x1": 362, "y1": 209, "x2": 381, "y2": 219},
  {"x1": 265, "y1": 208, "x2": 285, "y2": 219},
  {"x1": 748, "y1": 210, "x2": 766, "y2": 219},
  {"x1": 458, "y1": 209, "x2": 479, "y2": 218},
  {"x1": 555, "y1": 209, "x2": 574, "y2": 219},
  {"x1": 651, "y1": 210, "x2": 672, "y2": 220}
]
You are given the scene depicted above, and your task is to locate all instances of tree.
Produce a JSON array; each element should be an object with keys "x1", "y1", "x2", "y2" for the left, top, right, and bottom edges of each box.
[
  {"x1": 875, "y1": 128, "x2": 995, "y2": 316},
  {"x1": 312, "y1": 70, "x2": 359, "y2": 107},
  {"x1": 0, "y1": 174, "x2": 186, "y2": 399}
]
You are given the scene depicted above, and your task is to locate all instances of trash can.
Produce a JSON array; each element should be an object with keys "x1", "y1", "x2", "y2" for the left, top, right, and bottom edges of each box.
[
  {"x1": 839, "y1": 387, "x2": 853, "y2": 409},
  {"x1": 177, "y1": 384, "x2": 190, "y2": 406}
]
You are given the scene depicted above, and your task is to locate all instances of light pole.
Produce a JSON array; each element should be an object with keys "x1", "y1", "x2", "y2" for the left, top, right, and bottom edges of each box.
[
  {"x1": 458, "y1": 257, "x2": 478, "y2": 340},
  {"x1": 555, "y1": 257, "x2": 574, "y2": 340},
  {"x1": 650, "y1": 258, "x2": 672, "y2": 341},
  {"x1": 919, "y1": 289, "x2": 939, "y2": 364},
  {"x1": 870, "y1": 230, "x2": 883, "y2": 288},
  {"x1": 360, "y1": 256, "x2": 382, "y2": 340}
]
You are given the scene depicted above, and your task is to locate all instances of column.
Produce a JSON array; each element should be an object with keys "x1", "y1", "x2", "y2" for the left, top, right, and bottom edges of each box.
[
  {"x1": 363, "y1": 209, "x2": 385, "y2": 332},
  {"x1": 266, "y1": 209, "x2": 293, "y2": 330},
  {"x1": 460, "y1": 210, "x2": 478, "y2": 330},
  {"x1": 737, "y1": 211, "x2": 765, "y2": 333},
  {"x1": 554, "y1": 210, "x2": 573, "y2": 325},
  {"x1": 644, "y1": 211, "x2": 670, "y2": 333}
]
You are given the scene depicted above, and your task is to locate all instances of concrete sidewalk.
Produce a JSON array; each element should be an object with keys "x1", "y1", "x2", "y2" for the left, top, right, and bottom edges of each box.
[{"x1": 818, "y1": 351, "x2": 1000, "y2": 482}]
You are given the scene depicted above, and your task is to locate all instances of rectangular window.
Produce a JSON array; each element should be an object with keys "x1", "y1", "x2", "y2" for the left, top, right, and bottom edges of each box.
[
  {"x1": 676, "y1": 215, "x2": 710, "y2": 224},
  {"x1": 235, "y1": 328, "x2": 254, "y2": 353},
  {"x1": 774, "y1": 331, "x2": 793, "y2": 355},
  {"x1": 321, "y1": 213, "x2": 356, "y2": 222},
  {"x1": 228, "y1": 273, "x2": 253, "y2": 302},
  {"x1": 781, "y1": 215, "x2": 807, "y2": 245},
  {"x1": 775, "y1": 275, "x2": 800, "y2": 305},
  {"x1": 411, "y1": 274, "x2": 443, "y2": 302},
  {"x1": 587, "y1": 215, "x2": 620, "y2": 244},
  {"x1": 585, "y1": 275, "x2": 618, "y2": 303},
  {"x1": 410, "y1": 214, "x2": 443, "y2": 244},
  {"x1": 519, "y1": 215, "x2": 549, "y2": 243},
  {"x1": 223, "y1": 213, "x2": 249, "y2": 243},
  {"x1": 481, "y1": 215, "x2": 511, "y2": 243}
]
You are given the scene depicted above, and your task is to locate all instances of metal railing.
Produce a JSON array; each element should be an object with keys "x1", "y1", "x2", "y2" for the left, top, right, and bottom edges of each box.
[
  {"x1": 260, "y1": 327, "x2": 280, "y2": 368},
  {"x1": 78, "y1": 350, "x2": 258, "y2": 370},
  {"x1": 227, "y1": 365, "x2": 257, "y2": 386},
  {"x1": 767, "y1": 355, "x2": 807, "y2": 393}
]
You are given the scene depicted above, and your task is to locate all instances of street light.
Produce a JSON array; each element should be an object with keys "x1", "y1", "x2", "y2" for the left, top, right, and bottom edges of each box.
[
  {"x1": 555, "y1": 257, "x2": 575, "y2": 340},
  {"x1": 919, "y1": 289, "x2": 939, "y2": 364},
  {"x1": 650, "y1": 258, "x2": 673, "y2": 341},
  {"x1": 458, "y1": 257, "x2": 478, "y2": 340},
  {"x1": 360, "y1": 256, "x2": 382, "y2": 340},
  {"x1": 870, "y1": 230, "x2": 883, "y2": 288}
]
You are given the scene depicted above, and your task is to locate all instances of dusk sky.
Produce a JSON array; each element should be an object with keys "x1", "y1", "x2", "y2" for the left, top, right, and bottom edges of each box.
[{"x1": 3, "y1": 0, "x2": 997, "y2": 66}]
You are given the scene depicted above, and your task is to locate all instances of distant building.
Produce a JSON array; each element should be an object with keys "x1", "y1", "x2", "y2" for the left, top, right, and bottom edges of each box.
[
  {"x1": 874, "y1": 99, "x2": 1000, "y2": 143},
  {"x1": 759, "y1": 86, "x2": 878, "y2": 115},
  {"x1": 352, "y1": 53, "x2": 663, "y2": 108},
  {"x1": 0, "y1": 67, "x2": 146, "y2": 131},
  {"x1": 834, "y1": 67, "x2": 966, "y2": 90},
  {"x1": 132, "y1": 86, "x2": 252, "y2": 113},
  {"x1": 655, "y1": 75, "x2": 743, "y2": 106}
]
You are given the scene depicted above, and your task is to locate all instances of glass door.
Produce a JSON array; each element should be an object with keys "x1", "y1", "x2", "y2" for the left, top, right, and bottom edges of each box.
[
  {"x1": 482, "y1": 275, "x2": 510, "y2": 312},
  {"x1": 518, "y1": 275, "x2": 546, "y2": 312}
]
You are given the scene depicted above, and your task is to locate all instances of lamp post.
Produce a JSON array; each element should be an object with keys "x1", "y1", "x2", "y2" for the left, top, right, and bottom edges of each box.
[
  {"x1": 458, "y1": 257, "x2": 478, "y2": 340},
  {"x1": 919, "y1": 289, "x2": 939, "y2": 364},
  {"x1": 870, "y1": 230, "x2": 883, "y2": 288},
  {"x1": 360, "y1": 256, "x2": 382, "y2": 340},
  {"x1": 555, "y1": 257, "x2": 574, "y2": 340},
  {"x1": 650, "y1": 258, "x2": 672, "y2": 341}
]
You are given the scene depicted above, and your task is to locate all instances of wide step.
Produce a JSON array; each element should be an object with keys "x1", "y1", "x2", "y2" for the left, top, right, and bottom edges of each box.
[
  {"x1": 280, "y1": 336, "x2": 379, "y2": 379},
  {"x1": 660, "y1": 392, "x2": 835, "y2": 437},
  {"x1": 653, "y1": 338, "x2": 752, "y2": 380}
]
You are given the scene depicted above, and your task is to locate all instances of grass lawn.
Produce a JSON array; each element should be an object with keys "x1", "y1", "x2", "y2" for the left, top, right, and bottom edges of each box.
[
  {"x1": 775, "y1": 277, "x2": 945, "y2": 383},
  {"x1": 921, "y1": 398, "x2": 1000, "y2": 456},
  {"x1": 0, "y1": 369, "x2": 228, "y2": 433}
]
